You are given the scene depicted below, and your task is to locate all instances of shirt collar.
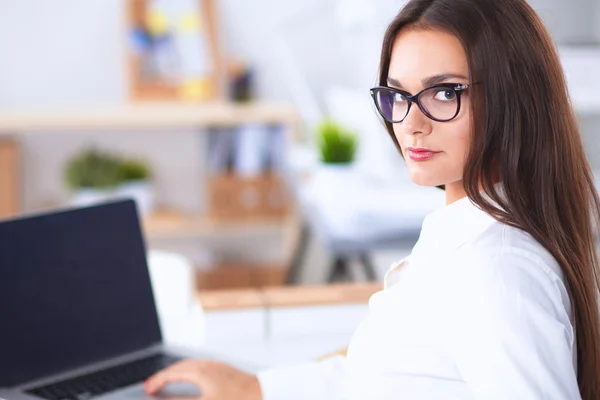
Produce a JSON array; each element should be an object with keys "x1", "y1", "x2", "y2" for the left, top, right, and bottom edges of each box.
[
  {"x1": 384, "y1": 185, "x2": 505, "y2": 289},
  {"x1": 413, "y1": 187, "x2": 502, "y2": 253}
]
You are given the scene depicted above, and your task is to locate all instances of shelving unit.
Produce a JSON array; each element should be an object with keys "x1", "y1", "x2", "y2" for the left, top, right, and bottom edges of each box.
[
  {"x1": 0, "y1": 101, "x2": 303, "y2": 288},
  {"x1": 0, "y1": 0, "x2": 307, "y2": 289}
]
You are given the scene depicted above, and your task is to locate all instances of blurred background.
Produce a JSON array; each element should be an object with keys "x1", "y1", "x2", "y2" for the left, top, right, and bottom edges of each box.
[{"x1": 0, "y1": 0, "x2": 599, "y2": 293}]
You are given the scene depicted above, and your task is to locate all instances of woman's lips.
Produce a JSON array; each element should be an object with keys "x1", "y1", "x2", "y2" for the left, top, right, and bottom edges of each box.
[{"x1": 407, "y1": 147, "x2": 440, "y2": 161}]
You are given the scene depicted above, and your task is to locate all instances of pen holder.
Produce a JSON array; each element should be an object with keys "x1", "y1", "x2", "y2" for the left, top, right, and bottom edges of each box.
[{"x1": 207, "y1": 174, "x2": 290, "y2": 222}]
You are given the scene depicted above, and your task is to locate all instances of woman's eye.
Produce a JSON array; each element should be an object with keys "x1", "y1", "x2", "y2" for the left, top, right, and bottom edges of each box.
[
  {"x1": 394, "y1": 93, "x2": 407, "y2": 102},
  {"x1": 434, "y1": 89, "x2": 456, "y2": 101}
]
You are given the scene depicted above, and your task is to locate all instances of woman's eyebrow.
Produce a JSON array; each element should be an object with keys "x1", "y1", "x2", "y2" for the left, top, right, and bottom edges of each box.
[
  {"x1": 387, "y1": 73, "x2": 469, "y2": 89},
  {"x1": 422, "y1": 73, "x2": 468, "y2": 87}
]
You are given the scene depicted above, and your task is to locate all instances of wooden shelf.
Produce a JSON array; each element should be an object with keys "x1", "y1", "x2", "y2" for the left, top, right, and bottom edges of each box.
[
  {"x1": 196, "y1": 288, "x2": 266, "y2": 310},
  {"x1": 196, "y1": 283, "x2": 383, "y2": 311},
  {"x1": 262, "y1": 283, "x2": 383, "y2": 308},
  {"x1": 142, "y1": 210, "x2": 292, "y2": 239},
  {"x1": 0, "y1": 102, "x2": 299, "y2": 133}
]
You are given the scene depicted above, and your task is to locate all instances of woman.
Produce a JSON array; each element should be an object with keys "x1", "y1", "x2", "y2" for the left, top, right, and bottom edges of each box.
[{"x1": 144, "y1": 0, "x2": 600, "y2": 398}]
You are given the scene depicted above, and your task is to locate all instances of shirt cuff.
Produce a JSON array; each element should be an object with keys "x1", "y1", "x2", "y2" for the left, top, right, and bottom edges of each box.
[{"x1": 257, "y1": 356, "x2": 348, "y2": 400}]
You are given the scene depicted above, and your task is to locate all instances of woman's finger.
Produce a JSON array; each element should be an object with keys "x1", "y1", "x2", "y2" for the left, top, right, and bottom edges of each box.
[{"x1": 144, "y1": 362, "x2": 205, "y2": 395}]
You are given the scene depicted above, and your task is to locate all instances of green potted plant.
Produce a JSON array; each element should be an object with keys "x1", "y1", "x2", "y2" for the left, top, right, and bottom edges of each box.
[
  {"x1": 312, "y1": 119, "x2": 359, "y2": 200},
  {"x1": 65, "y1": 148, "x2": 123, "y2": 206},
  {"x1": 316, "y1": 118, "x2": 358, "y2": 165},
  {"x1": 64, "y1": 147, "x2": 155, "y2": 214}
]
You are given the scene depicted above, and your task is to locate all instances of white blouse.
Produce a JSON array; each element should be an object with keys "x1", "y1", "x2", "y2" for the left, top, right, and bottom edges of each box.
[{"x1": 257, "y1": 194, "x2": 580, "y2": 399}]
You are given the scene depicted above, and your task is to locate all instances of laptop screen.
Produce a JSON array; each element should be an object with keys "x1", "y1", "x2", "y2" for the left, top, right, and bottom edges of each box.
[{"x1": 0, "y1": 200, "x2": 162, "y2": 387}]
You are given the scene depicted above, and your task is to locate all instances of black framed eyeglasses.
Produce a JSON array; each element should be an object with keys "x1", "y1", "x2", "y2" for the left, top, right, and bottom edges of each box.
[{"x1": 370, "y1": 83, "x2": 469, "y2": 123}]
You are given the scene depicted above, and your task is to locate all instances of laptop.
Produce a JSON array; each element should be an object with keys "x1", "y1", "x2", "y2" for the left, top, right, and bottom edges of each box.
[{"x1": 0, "y1": 200, "x2": 205, "y2": 400}]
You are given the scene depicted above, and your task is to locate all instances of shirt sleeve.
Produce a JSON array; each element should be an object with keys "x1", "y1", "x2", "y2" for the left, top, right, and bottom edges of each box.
[
  {"x1": 256, "y1": 355, "x2": 348, "y2": 400},
  {"x1": 444, "y1": 249, "x2": 580, "y2": 399}
]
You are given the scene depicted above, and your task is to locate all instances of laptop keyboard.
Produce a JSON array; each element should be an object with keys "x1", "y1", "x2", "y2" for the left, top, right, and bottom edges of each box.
[{"x1": 26, "y1": 353, "x2": 181, "y2": 400}]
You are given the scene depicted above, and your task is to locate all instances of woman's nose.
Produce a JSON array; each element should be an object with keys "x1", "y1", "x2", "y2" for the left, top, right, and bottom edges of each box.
[{"x1": 401, "y1": 102, "x2": 432, "y2": 136}]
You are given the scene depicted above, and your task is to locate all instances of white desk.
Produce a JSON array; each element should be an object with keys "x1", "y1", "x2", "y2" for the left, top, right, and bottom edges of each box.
[{"x1": 195, "y1": 283, "x2": 380, "y2": 368}]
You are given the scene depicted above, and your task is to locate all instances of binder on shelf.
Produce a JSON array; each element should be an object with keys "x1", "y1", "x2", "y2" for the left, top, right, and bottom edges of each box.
[
  {"x1": 207, "y1": 127, "x2": 235, "y2": 175},
  {"x1": 208, "y1": 123, "x2": 286, "y2": 177},
  {"x1": 232, "y1": 123, "x2": 269, "y2": 177},
  {"x1": 264, "y1": 124, "x2": 287, "y2": 174}
]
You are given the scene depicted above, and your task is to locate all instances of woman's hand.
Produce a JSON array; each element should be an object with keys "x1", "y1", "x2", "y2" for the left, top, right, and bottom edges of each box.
[{"x1": 144, "y1": 359, "x2": 263, "y2": 400}]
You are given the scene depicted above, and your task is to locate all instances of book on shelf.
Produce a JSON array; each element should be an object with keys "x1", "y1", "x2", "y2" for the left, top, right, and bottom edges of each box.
[
  {"x1": 207, "y1": 123, "x2": 287, "y2": 177},
  {"x1": 0, "y1": 140, "x2": 19, "y2": 219}
]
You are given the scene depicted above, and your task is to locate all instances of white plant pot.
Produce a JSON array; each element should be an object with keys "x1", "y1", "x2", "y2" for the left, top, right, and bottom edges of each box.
[
  {"x1": 115, "y1": 180, "x2": 155, "y2": 215},
  {"x1": 70, "y1": 188, "x2": 112, "y2": 208},
  {"x1": 307, "y1": 163, "x2": 356, "y2": 204}
]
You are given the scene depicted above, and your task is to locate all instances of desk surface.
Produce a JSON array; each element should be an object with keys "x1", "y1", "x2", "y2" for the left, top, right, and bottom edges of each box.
[{"x1": 196, "y1": 282, "x2": 382, "y2": 311}]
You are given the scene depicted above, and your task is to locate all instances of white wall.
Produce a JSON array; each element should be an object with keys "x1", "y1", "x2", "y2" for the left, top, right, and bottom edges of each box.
[
  {"x1": 527, "y1": 0, "x2": 597, "y2": 44},
  {"x1": 580, "y1": 116, "x2": 600, "y2": 170},
  {"x1": 0, "y1": 0, "x2": 125, "y2": 109},
  {"x1": 596, "y1": 0, "x2": 600, "y2": 43}
]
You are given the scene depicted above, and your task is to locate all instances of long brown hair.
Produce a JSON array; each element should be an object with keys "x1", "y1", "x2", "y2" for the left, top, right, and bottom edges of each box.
[{"x1": 378, "y1": 0, "x2": 600, "y2": 397}]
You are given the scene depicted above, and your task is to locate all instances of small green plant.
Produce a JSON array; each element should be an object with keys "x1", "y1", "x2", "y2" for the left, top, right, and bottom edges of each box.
[
  {"x1": 65, "y1": 148, "x2": 123, "y2": 190},
  {"x1": 316, "y1": 119, "x2": 358, "y2": 164},
  {"x1": 120, "y1": 159, "x2": 151, "y2": 181},
  {"x1": 65, "y1": 148, "x2": 152, "y2": 190}
]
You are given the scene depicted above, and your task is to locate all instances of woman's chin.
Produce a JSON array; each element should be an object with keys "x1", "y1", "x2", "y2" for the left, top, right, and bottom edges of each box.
[{"x1": 408, "y1": 172, "x2": 446, "y2": 187}]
